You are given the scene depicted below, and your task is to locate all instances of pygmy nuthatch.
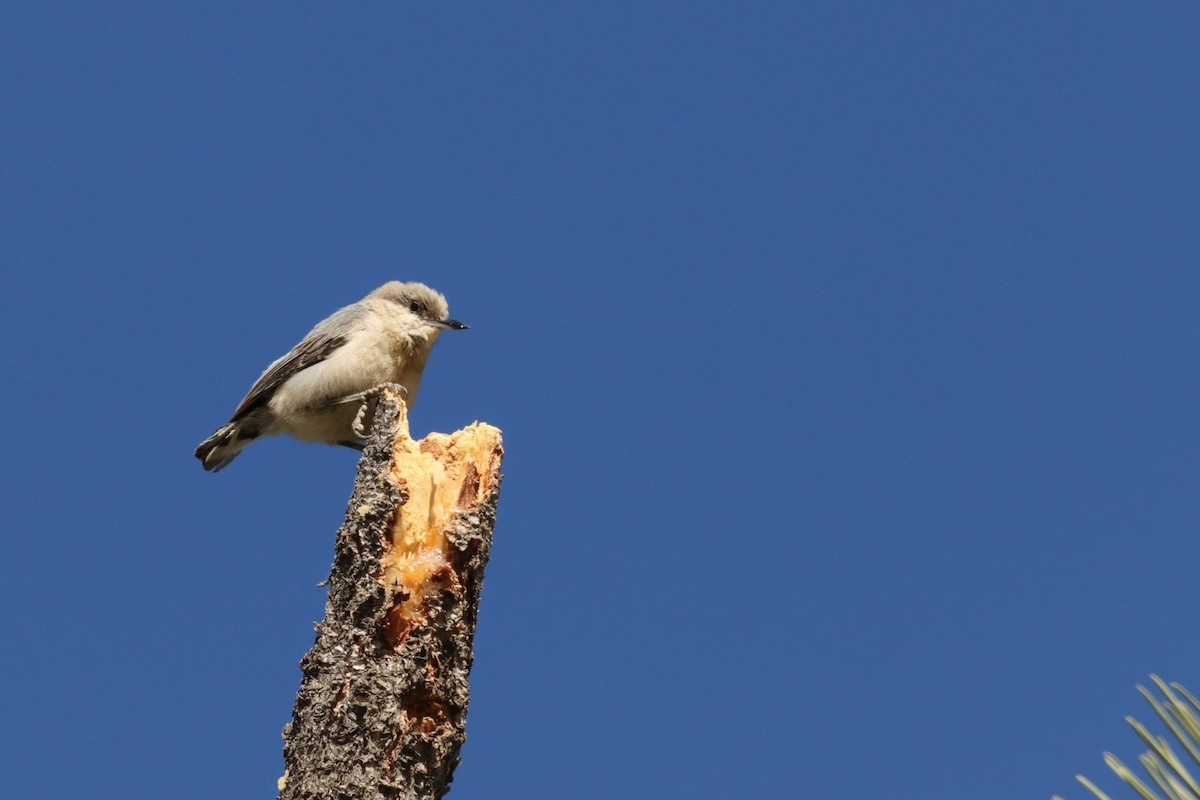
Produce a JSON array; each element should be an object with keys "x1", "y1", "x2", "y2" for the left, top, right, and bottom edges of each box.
[{"x1": 195, "y1": 281, "x2": 467, "y2": 472}]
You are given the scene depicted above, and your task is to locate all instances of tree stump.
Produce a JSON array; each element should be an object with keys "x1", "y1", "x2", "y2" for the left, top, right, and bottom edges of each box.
[{"x1": 278, "y1": 390, "x2": 503, "y2": 800}]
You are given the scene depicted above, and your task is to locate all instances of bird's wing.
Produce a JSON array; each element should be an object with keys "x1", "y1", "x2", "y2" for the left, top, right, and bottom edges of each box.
[{"x1": 230, "y1": 304, "x2": 367, "y2": 421}]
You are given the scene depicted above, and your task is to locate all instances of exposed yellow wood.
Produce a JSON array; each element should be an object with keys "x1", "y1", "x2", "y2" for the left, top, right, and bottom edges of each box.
[{"x1": 379, "y1": 400, "x2": 503, "y2": 644}]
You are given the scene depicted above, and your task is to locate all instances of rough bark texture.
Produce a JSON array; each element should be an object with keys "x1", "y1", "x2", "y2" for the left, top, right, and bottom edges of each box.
[{"x1": 278, "y1": 391, "x2": 503, "y2": 800}]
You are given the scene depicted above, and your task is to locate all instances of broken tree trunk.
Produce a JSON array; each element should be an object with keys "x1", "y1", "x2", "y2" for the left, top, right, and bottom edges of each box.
[{"x1": 278, "y1": 390, "x2": 503, "y2": 800}]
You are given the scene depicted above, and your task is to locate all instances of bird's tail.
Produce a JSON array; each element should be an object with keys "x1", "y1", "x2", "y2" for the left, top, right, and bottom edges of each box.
[{"x1": 195, "y1": 421, "x2": 254, "y2": 472}]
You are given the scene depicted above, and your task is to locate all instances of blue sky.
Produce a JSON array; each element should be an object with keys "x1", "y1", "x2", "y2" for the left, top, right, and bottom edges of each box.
[{"x1": 2, "y1": 3, "x2": 1198, "y2": 798}]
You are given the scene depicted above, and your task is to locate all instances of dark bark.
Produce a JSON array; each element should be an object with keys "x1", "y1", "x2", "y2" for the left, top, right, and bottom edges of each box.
[{"x1": 279, "y1": 392, "x2": 503, "y2": 800}]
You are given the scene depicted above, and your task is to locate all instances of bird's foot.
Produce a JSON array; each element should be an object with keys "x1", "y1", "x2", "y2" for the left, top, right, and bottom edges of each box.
[{"x1": 328, "y1": 383, "x2": 408, "y2": 439}]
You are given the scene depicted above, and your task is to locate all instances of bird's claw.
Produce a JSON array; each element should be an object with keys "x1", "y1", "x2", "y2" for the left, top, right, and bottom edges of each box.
[
  {"x1": 332, "y1": 383, "x2": 408, "y2": 439},
  {"x1": 352, "y1": 401, "x2": 372, "y2": 439}
]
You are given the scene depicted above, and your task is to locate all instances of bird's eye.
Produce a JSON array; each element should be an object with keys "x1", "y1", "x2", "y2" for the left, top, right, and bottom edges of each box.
[{"x1": 409, "y1": 301, "x2": 422, "y2": 314}]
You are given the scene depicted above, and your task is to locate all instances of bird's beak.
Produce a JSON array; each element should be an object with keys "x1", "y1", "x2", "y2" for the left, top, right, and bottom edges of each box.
[{"x1": 433, "y1": 318, "x2": 469, "y2": 331}]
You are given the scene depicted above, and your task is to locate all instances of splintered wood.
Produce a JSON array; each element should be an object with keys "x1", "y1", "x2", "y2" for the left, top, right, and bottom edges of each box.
[
  {"x1": 279, "y1": 392, "x2": 502, "y2": 800},
  {"x1": 380, "y1": 411, "x2": 502, "y2": 647}
]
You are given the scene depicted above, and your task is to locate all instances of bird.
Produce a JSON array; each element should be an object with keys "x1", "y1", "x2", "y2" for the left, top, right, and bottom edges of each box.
[{"x1": 195, "y1": 281, "x2": 467, "y2": 472}]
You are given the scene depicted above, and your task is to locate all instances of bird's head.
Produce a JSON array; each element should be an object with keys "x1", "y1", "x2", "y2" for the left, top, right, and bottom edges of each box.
[{"x1": 370, "y1": 281, "x2": 469, "y2": 339}]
